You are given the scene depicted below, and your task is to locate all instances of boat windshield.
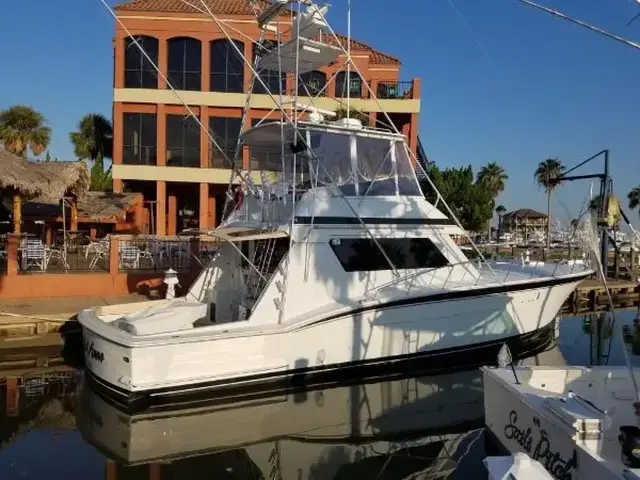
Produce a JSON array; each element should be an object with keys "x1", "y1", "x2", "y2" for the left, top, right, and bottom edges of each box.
[{"x1": 243, "y1": 122, "x2": 423, "y2": 197}]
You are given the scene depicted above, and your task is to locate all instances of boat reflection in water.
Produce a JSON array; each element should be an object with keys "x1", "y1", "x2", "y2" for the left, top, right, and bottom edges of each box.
[{"x1": 78, "y1": 370, "x2": 485, "y2": 478}]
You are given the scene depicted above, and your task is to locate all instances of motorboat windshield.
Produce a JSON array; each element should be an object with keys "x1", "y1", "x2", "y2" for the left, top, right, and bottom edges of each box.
[{"x1": 243, "y1": 121, "x2": 423, "y2": 197}]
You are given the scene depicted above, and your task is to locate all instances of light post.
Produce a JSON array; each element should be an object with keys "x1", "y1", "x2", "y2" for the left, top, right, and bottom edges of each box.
[{"x1": 496, "y1": 205, "x2": 506, "y2": 255}]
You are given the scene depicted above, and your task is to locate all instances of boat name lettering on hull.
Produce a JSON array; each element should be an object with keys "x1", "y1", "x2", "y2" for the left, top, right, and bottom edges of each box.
[
  {"x1": 503, "y1": 409, "x2": 577, "y2": 480},
  {"x1": 84, "y1": 341, "x2": 105, "y2": 363}
]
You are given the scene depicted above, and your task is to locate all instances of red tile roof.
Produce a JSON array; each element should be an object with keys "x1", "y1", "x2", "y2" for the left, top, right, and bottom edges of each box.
[
  {"x1": 116, "y1": 0, "x2": 400, "y2": 65},
  {"x1": 331, "y1": 34, "x2": 400, "y2": 66},
  {"x1": 115, "y1": 0, "x2": 271, "y2": 15}
]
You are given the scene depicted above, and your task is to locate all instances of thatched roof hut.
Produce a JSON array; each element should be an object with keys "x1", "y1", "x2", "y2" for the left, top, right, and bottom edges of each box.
[
  {"x1": 23, "y1": 191, "x2": 142, "y2": 222},
  {"x1": 0, "y1": 149, "x2": 89, "y2": 201},
  {"x1": 0, "y1": 148, "x2": 90, "y2": 233}
]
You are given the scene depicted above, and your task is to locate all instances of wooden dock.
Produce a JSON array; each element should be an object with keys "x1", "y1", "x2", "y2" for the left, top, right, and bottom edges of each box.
[{"x1": 562, "y1": 278, "x2": 640, "y2": 315}]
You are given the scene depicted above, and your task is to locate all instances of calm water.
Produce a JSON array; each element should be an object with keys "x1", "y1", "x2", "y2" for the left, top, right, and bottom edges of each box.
[{"x1": 0, "y1": 310, "x2": 638, "y2": 480}]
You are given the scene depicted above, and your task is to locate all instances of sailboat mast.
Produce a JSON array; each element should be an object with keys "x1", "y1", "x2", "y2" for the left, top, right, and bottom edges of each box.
[{"x1": 346, "y1": 0, "x2": 351, "y2": 119}]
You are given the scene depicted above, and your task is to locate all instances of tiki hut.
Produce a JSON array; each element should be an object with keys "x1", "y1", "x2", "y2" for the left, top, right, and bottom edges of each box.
[
  {"x1": 22, "y1": 191, "x2": 144, "y2": 239},
  {"x1": 0, "y1": 148, "x2": 90, "y2": 234}
]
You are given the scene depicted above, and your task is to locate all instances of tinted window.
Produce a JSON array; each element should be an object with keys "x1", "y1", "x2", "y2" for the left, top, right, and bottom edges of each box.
[
  {"x1": 208, "y1": 117, "x2": 242, "y2": 168},
  {"x1": 298, "y1": 71, "x2": 326, "y2": 96},
  {"x1": 252, "y1": 44, "x2": 286, "y2": 94},
  {"x1": 124, "y1": 36, "x2": 158, "y2": 89},
  {"x1": 335, "y1": 72, "x2": 362, "y2": 98},
  {"x1": 329, "y1": 237, "x2": 449, "y2": 272},
  {"x1": 168, "y1": 37, "x2": 201, "y2": 91},
  {"x1": 123, "y1": 113, "x2": 157, "y2": 165},
  {"x1": 210, "y1": 39, "x2": 244, "y2": 93},
  {"x1": 166, "y1": 114, "x2": 200, "y2": 167}
]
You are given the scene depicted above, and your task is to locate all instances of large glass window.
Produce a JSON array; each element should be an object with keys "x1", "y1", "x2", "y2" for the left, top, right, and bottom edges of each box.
[
  {"x1": 123, "y1": 113, "x2": 157, "y2": 165},
  {"x1": 297, "y1": 71, "x2": 326, "y2": 96},
  {"x1": 329, "y1": 237, "x2": 449, "y2": 272},
  {"x1": 248, "y1": 118, "x2": 284, "y2": 171},
  {"x1": 124, "y1": 36, "x2": 158, "y2": 89},
  {"x1": 208, "y1": 117, "x2": 242, "y2": 168},
  {"x1": 252, "y1": 44, "x2": 286, "y2": 95},
  {"x1": 166, "y1": 114, "x2": 200, "y2": 167},
  {"x1": 335, "y1": 72, "x2": 362, "y2": 98},
  {"x1": 167, "y1": 37, "x2": 202, "y2": 91},
  {"x1": 210, "y1": 39, "x2": 245, "y2": 93}
]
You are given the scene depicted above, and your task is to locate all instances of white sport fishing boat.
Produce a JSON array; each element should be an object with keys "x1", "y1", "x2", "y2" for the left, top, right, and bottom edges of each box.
[{"x1": 79, "y1": 0, "x2": 592, "y2": 407}]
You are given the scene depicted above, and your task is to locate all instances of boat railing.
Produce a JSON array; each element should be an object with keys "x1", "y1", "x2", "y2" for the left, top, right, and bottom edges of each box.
[{"x1": 367, "y1": 249, "x2": 593, "y2": 299}]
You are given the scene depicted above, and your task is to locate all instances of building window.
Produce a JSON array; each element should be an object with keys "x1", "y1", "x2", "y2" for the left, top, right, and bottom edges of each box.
[
  {"x1": 123, "y1": 113, "x2": 157, "y2": 165},
  {"x1": 329, "y1": 237, "x2": 449, "y2": 272},
  {"x1": 166, "y1": 114, "x2": 200, "y2": 167},
  {"x1": 208, "y1": 117, "x2": 242, "y2": 168},
  {"x1": 335, "y1": 72, "x2": 362, "y2": 98},
  {"x1": 210, "y1": 39, "x2": 245, "y2": 93},
  {"x1": 167, "y1": 37, "x2": 202, "y2": 91},
  {"x1": 248, "y1": 118, "x2": 282, "y2": 171},
  {"x1": 124, "y1": 36, "x2": 159, "y2": 89},
  {"x1": 252, "y1": 44, "x2": 286, "y2": 94},
  {"x1": 298, "y1": 70, "x2": 326, "y2": 96}
]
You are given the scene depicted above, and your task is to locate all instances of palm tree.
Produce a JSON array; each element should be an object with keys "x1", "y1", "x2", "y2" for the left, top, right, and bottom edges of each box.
[
  {"x1": 69, "y1": 113, "x2": 113, "y2": 160},
  {"x1": 629, "y1": 186, "x2": 640, "y2": 214},
  {"x1": 477, "y1": 162, "x2": 508, "y2": 196},
  {"x1": 477, "y1": 162, "x2": 508, "y2": 240},
  {"x1": 0, "y1": 105, "x2": 51, "y2": 158},
  {"x1": 534, "y1": 158, "x2": 566, "y2": 248},
  {"x1": 69, "y1": 114, "x2": 113, "y2": 191}
]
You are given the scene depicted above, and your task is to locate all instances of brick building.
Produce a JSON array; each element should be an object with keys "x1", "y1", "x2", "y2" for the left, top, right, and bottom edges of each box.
[{"x1": 111, "y1": 0, "x2": 421, "y2": 235}]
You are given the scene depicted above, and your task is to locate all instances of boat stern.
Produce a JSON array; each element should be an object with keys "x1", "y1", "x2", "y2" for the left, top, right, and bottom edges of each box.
[{"x1": 78, "y1": 307, "x2": 135, "y2": 400}]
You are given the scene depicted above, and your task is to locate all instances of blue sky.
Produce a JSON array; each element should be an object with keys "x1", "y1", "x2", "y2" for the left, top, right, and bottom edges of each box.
[{"x1": 1, "y1": 0, "x2": 640, "y2": 223}]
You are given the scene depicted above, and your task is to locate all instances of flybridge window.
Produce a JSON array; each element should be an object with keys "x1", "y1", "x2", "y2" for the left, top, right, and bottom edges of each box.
[
  {"x1": 329, "y1": 238, "x2": 450, "y2": 272},
  {"x1": 307, "y1": 130, "x2": 422, "y2": 196}
]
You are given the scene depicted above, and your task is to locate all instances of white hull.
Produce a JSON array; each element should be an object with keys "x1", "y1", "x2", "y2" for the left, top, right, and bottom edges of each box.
[
  {"x1": 483, "y1": 366, "x2": 640, "y2": 480},
  {"x1": 80, "y1": 274, "x2": 585, "y2": 401}
]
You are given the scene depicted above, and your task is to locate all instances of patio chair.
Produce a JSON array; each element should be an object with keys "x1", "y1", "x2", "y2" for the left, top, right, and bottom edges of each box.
[
  {"x1": 118, "y1": 244, "x2": 141, "y2": 270},
  {"x1": 21, "y1": 239, "x2": 46, "y2": 271}
]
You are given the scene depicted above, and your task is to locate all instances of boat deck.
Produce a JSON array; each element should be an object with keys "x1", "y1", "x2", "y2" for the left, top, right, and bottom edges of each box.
[{"x1": 485, "y1": 366, "x2": 640, "y2": 479}]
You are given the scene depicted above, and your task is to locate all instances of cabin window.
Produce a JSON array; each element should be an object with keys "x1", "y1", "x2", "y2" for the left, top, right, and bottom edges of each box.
[
  {"x1": 124, "y1": 35, "x2": 158, "y2": 89},
  {"x1": 329, "y1": 237, "x2": 449, "y2": 272}
]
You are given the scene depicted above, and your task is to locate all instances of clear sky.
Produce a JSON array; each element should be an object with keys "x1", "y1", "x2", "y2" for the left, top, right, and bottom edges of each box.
[{"x1": 1, "y1": 0, "x2": 639, "y2": 223}]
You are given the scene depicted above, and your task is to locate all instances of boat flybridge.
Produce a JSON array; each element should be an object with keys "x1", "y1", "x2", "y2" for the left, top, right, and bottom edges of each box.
[{"x1": 79, "y1": 0, "x2": 592, "y2": 408}]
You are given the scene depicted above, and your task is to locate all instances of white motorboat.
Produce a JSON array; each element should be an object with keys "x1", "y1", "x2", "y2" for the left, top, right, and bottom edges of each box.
[
  {"x1": 78, "y1": 370, "x2": 484, "y2": 478},
  {"x1": 78, "y1": 0, "x2": 592, "y2": 407},
  {"x1": 483, "y1": 365, "x2": 640, "y2": 479}
]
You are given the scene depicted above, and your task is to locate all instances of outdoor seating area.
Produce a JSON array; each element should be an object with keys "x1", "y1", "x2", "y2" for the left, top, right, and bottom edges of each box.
[
  {"x1": 0, "y1": 233, "x2": 220, "y2": 299},
  {"x1": 0, "y1": 235, "x2": 218, "y2": 275}
]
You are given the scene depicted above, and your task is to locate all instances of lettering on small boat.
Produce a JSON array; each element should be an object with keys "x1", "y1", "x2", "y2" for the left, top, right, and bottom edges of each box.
[
  {"x1": 504, "y1": 409, "x2": 578, "y2": 480},
  {"x1": 84, "y1": 341, "x2": 105, "y2": 363}
]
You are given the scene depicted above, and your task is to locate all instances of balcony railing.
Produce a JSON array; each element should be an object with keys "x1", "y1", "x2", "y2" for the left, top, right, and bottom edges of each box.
[{"x1": 374, "y1": 81, "x2": 414, "y2": 100}]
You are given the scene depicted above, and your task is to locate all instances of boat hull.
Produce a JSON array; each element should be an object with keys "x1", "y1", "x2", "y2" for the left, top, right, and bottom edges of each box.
[
  {"x1": 482, "y1": 367, "x2": 629, "y2": 480},
  {"x1": 79, "y1": 273, "x2": 587, "y2": 410}
]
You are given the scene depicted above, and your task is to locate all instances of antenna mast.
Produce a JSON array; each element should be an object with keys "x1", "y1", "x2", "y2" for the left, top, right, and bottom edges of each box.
[{"x1": 346, "y1": 0, "x2": 351, "y2": 119}]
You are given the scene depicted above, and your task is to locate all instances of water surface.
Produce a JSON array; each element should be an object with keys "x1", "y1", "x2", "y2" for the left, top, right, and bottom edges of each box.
[{"x1": 1, "y1": 310, "x2": 638, "y2": 480}]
